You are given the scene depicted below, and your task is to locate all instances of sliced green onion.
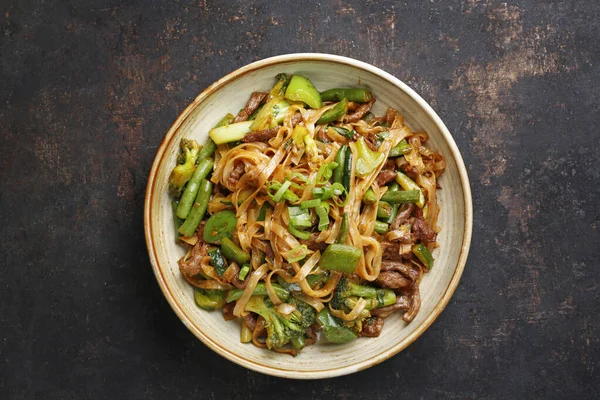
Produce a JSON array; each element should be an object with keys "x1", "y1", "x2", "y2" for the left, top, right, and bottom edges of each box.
[
  {"x1": 238, "y1": 264, "x2": 251, "y2": 281},
  {"x1": 301, "y1": 199, "x2": 321, "y2": 209},
  {"x1": 330, "y1": 182, "x2": 348, "y2": 207},
  {"x1": 315, "y1": 205, "x2": 330, "y2": 231},
  {"x1": 272, "y1": 180, "x2": 292, "y2": 202},
  {"x1": 267, "y1": 180, "x2": 299, "y2": 203},
  {"x1": 284, "y1": 244, "x2": 309, "y2": 262},
  {"x1": 316, "y1": 162, "x2": 339, "y2": 185},
  {"x1": 288, "y1": 224, "x2": 311, "y2": 240},
  {"x1": 288, "y1": 206, "x2": 312, "y2": 228}
]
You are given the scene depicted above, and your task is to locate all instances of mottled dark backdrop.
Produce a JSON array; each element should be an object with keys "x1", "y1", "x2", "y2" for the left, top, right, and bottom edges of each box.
[{"x1": 1, "y1": 0, "x2": 598, "y2": 399}]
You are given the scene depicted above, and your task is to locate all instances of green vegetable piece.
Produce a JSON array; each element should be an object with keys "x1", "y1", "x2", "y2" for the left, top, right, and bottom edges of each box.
[
  {"x1": 238, "y1": 264, "x2": 251, "y2": 281},
  {"x1": 319, "y1": 244, "x2": 361, "y2": 273},
  {"x1": 300, "y1": 199, "x2": 321, "y2": 209},
  {"x1": 395, "y1": 171, "x2": 425, "y2": 208},
  {"x1": 388, "y1": 139, "x2": 411, "y2": 157},
  {"x1": 208, "y1": 247, "x2": 228, "y2": 277},
  {"x1": 362, "y1": 111, "x2": 376, "y2": 123},
  {"x1": 251, "y1": 75, "x2": 289, "y2": 131},
  {"x1": 316, "y1": 98, "x2": 348, "y2": 124},
  {"x1": 374, "y1": 220, "x2": 389, "y2": 234},
  {"x1": 194, "y1": 288, "x2": 226, "y2": 311},
  {"x1": 363, "y1": 188, "x2": 377, "y2": 205},
  {"x1": 336, "y1": 213, "x2": 349, "y2": 244},
  {"x1": 384, "y1": 182, "x2": 400, "y2": 223},
  {"x1": 320, "y1": 88, "x2": 372, "y2": 103},
  {"x1": 204, "y1": 210, "x2": 237, "y2": 244},
  {"x1": 291, "y1": 335, "x2": 305, "y2": 351},
  {"x1": 285, "y1": 74, "x2": 322, "y2": 109},
  {"x1": 285, "y1": 244, "x2": 309, "y2": 263},
  {"x1": 176, "y1": 157, "x2": 214, "y2": 219},
  {"x1": 220, "y1": 237, "x2": 250, "y2": 265},
  {"x1": 208, "y1": 121, "x2": 253, "y2": 145},
  {"x1": 413, "y1": 244, "x2": 434, "y2": 270},
  {"x1": 377, "y1": 201, "x2": 393, "y2": 220},
  {"x1": 288, "y1": 224, "x2": 311, "y2": 240},
  {"x1": 316, "y1": 308, "x2": 357, "y2": 344},
  {"x1": 178, "y1": 179, "x2": 212, "y2": 237},
  {"x1": 333, "y1": 145, "x2": 348, "y2": 185},
  {"x1": 272, "y1": 100, "x2": 290, "y2": 124},
  {"x1": 244, "y1": 295, "x2": 316, "y2": 350},
  {"x1": 316, "y1": 162, "x2": 339, "y2": 185},
  {"x1": 197, "y1": 138, "x2": 217, "y2": 161},
  {"x1": 288, "y1": 206, "x2": 312, "y2": 228},
  {"x1": 257, "y1": 202, "x2": 271, "y2": 222},
  {"x1": 171, "y1": 200, "x2": 184, "y2": 240},
  {"x1": 355, "y1": 137, "x2": 385, "y2": 178},
  {"x1": 380, "y1": 189, "x2": 420, "y2": 204},
  {"x1": 315, "y1": 205, "x2": 329, "y2": 231},
  {"x1": 169, "y1": 139, "x2": 200, "y2": 197},
  {"x1": 194, "y1": 114, "x2": 232, "y2": 161},
  {"x1": 331, "y1": 276, "x2": 396, "y2": 311},
  {"x1": 225, "y1": 283, "x2": 290, "y2": 303},
  {"x1": 342, "y1": 147, "x2": 353, "y2": 192}
]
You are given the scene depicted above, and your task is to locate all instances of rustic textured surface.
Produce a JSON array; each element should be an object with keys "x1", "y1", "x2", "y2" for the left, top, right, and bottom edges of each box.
[{"x1": 1, "y1": 1, "x2": 599, "y2": 398}]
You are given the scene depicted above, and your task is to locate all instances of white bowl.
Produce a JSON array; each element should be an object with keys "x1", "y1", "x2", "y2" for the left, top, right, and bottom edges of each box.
[{"x1": 144, "y1": 53, "x2": 472, "y2": 379}]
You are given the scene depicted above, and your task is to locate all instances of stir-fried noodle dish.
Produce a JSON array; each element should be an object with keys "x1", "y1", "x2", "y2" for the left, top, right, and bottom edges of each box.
[{"x1": 169, "y1": 74, "x2": 445, "y2": 355}]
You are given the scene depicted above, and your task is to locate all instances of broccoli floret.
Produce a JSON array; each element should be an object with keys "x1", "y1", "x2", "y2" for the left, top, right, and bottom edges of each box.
[
  {"x1": 245, "y1": 295, "x2": 316, "y2": 350},
  {"x1": 331, "y1": 276, "x2": 396, "y2": 312},
  {"x1": 169, "y1": 138, "x2": 200, "y2": 197}
]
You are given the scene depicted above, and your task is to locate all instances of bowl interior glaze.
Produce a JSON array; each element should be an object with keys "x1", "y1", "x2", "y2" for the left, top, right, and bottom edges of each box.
[{"x1": 145, "y1": 54, "x2": 472, "y2": 379}]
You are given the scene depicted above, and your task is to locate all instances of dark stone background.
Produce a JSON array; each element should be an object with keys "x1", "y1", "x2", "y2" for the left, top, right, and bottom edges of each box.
[{"x1": 1, "y1": 1, "x2": 598, "y2": 399}]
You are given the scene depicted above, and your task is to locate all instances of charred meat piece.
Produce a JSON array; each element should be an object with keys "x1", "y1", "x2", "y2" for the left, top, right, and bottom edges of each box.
[
  {"x1": 241, "y1": 127, "x2": 280, "y2": 143},
  {"x1": 234, "y1": 92, "x2": 267, "y2": 123},
  {"x1": 358, "y1": 316, "x2": 384, "y2": 337}
]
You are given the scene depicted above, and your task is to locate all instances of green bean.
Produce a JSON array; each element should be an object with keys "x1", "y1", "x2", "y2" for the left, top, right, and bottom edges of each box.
[
  {"x1": 178, "y1": 179, "x2": 212, "y2": 237},
  {"x1": 377, "y1": 201, "x2": 392, "y2": 220},
  {"x1": 316, "y1": 98, "x2": 348, "y2": 124},
  {"x1": 332, "y1": 145, "x2": 347, "y2": 184},
  {"x1": 374, "y1": 220, "x2": 389, "y2": 234},
  {"x1": 220, "y1": 237, "x2": 250, "y2": 265},
  {"x1": 342, "y1": 148, "x2": 353, "y2": 193},
  {"x1": 380, "y1": 189, "x2": 421, "y2": 204},
  {"x1": 336, "y1": 213, "x2": 349, "y2": 244},
  {"x1": 176, "y1": 157, "x2": 214, "y2": 219},
  {"x1": 363, "y1": 188, "x2": 377, "y2": 204},
  {"x1": 385, "y1": 182, "x2": 400, "y2": 224},
  {"x1": 388, "y1": 139, "x2": 411, "y2": 157},
  {"x1": 320, "y1": 88, "x2": 372, "y2": 103}
]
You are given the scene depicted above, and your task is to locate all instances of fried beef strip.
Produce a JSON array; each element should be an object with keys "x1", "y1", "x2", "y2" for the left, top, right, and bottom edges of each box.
[
  {"x1": 241, "y1": 127, "x2": 280, "y2": 143},
  {"x1": 358, "y1": 316, "x2": 384, "y2": 337},
  {"x1": 390, "y1": 203, "x2": 415, "y2": 231},
  {"x1": 234, "y1": 92, "x2": 267, "y2": 123},
  {"x1": 227, "y1": 162, "x2": 246, "y2": 187},
  {"x1": 375, "y1": 170, "x2": 397, "y2": 187},
  {"x1": 411, "y1": 217, "x2": 437, "y2": 243},
  {"x1": 343, "y1": 98, "x2": 376, "y2": 123},
  {"x1": 376, "y1": 271, "x2": 412, "y2": 289}
]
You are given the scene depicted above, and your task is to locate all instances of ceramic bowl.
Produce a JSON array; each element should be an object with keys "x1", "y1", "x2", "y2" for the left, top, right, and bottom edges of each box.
[{"x1": 144, "y1": 53, "x2": 472, "y2": 379}]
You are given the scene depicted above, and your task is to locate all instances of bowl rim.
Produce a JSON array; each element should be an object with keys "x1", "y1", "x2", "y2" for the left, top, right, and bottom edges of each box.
[{"x1": 144, "y1": 53, "x2": 473, "y2": 379}]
